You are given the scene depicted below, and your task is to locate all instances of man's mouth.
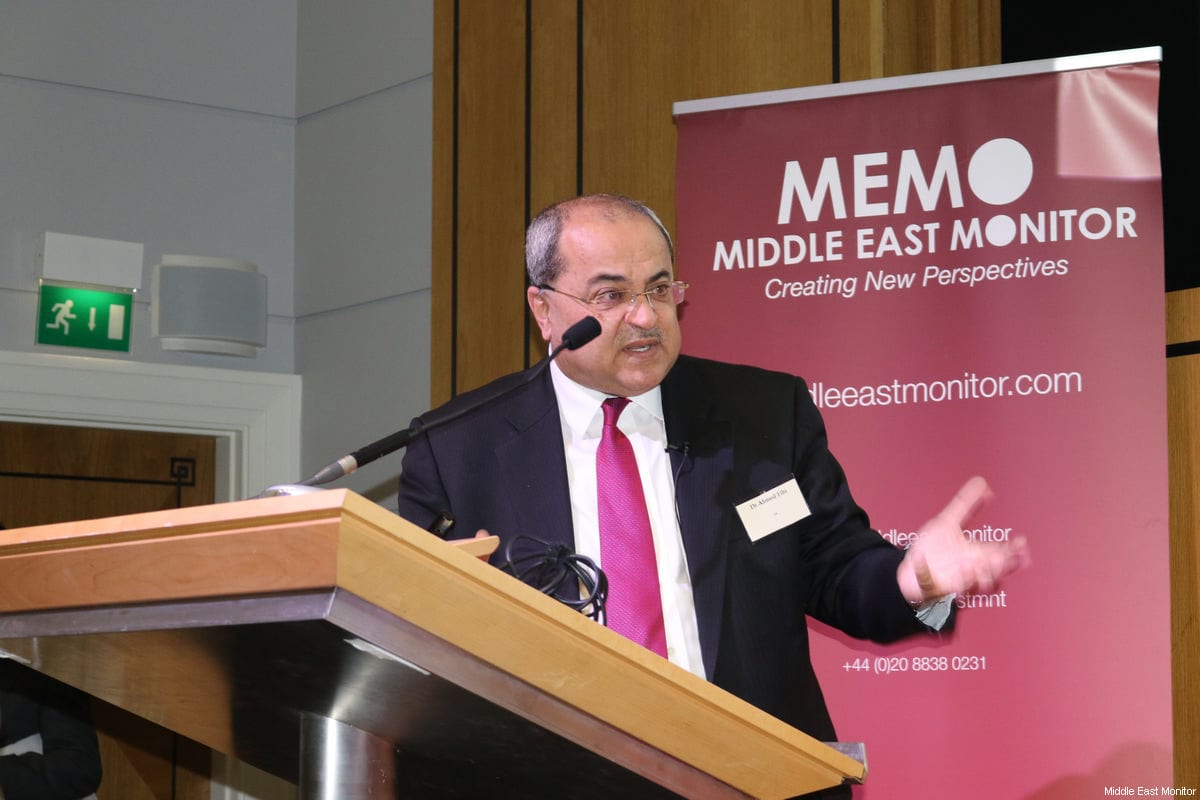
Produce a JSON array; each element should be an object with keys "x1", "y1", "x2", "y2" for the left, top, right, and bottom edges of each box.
[{"x1": 620, "y1": 327, "x2": 662, "y2": 354}]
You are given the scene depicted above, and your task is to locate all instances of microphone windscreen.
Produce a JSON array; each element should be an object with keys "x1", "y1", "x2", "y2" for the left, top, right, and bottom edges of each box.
[{"x1": 561, "y1": 316, "x2": 602, "y2": 350}]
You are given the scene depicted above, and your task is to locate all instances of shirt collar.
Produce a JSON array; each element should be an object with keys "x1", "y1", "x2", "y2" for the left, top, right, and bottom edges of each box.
[{"x1": 549, "y1": 359, "x2": 664, "y2": 439}]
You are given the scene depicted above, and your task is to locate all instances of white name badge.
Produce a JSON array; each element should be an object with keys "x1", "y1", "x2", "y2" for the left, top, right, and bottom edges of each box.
[{"x1": 735, "y1": 477, "x2": 811, "y2": 541}]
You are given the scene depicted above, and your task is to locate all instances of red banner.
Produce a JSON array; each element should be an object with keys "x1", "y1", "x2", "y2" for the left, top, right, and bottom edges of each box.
[{"x1": 675, "y1": 52, "x2": 1170, "y2": 798}]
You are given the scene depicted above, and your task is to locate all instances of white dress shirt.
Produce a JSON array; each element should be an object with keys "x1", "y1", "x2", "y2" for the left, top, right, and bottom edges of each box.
[{"x1": 549, "y1": 361, "x2": 706, "y2": 678}]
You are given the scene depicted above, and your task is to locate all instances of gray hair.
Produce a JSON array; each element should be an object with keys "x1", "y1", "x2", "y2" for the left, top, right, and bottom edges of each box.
[{"x1": 525, "y1": 193, "x2": 675, "y2": 287}]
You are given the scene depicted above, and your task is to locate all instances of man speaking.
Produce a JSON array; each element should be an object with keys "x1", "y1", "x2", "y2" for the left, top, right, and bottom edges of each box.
[{"x1": 396, "y1": 193, "x2": 1030, "y2": 797}]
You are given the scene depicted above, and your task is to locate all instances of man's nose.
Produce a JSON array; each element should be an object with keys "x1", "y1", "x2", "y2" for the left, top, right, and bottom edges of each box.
[{"x1": 623, "y1": 290, "x2": 660, "y2": 324}]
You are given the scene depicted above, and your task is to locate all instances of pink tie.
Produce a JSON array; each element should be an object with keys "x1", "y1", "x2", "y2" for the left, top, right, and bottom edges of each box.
[{"x1": 597, "y1": 397, "x2": 668, "y2": 657}]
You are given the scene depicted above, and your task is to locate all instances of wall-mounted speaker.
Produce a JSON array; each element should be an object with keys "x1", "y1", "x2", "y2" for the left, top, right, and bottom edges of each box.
[{"x1": 152, "y1": 255, "x2": 267, "y2": 357}]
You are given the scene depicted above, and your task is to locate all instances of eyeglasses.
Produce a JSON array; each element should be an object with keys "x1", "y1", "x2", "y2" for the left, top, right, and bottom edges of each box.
[{"x1": 537, "y1": 280, "x2": 689, "y2": 313}]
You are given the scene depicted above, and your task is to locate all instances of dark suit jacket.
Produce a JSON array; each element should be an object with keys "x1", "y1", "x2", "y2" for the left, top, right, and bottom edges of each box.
[
  {"x1": 0, "y1": 659, "x2": 102, "y2": 800},
  {"x1": 397, "y1": 354, "x2": 930, "y2": 743}
]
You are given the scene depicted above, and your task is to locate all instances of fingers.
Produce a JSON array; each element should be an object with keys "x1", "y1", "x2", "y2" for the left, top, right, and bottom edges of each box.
[
  {"x1": 936, "y1": 476, "x2": 994, "y2": 528},
  {"x1": 951, "y1": 536, "x2": 1033, "y2": 596},
  {"x1": 901, "y1": 534, "x2": 1032, "y2": 602},
  {"x1": 913, "y1": 549, "x2": 939, "y2": 599},
  {"x1": 970, "y1": 552, "x2": 1000, "y2": 594},
  {"x1": 996, "y1": 535, "x2": 1033, "y2": 577},
  {"x1": 473, "y1": 529, "x2": 494, "y2": 561},
  {"x1": 899, "y1": 479, "x2": 1032, "y2": 604}
]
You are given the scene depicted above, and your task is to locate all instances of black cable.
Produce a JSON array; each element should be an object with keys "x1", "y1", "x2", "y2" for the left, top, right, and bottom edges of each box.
[
  {"x1": 667, "y1": 441, "x2": 691, "y2": 532},
  {"x1": 498, "y1": 535, "x2": 608, "y2": 622}
]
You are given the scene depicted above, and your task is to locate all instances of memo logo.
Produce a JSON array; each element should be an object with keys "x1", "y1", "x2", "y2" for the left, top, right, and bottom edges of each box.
[
  {"x1": 776, "y1": 136, "x2": 1133, "y2": 250},
  {"x1": 716, "y1": 137, "x2": 1138, "y2": 272},
  {"x1": 777, "y1": 137, "x2": 1032, "y2": 221}
]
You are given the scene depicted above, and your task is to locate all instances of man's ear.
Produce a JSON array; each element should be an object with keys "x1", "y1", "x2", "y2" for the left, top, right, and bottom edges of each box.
[{"x1": 527, "y1": 285, "x2": 553, "y2": 340}]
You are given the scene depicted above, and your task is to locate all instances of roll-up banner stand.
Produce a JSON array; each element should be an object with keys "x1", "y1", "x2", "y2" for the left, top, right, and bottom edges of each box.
[{"x1": 675, "y1": 48, "x2": 1171, "y2": 798}]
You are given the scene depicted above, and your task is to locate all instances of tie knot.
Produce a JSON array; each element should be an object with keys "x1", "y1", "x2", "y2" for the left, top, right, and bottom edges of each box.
[{"x1": 602, "y1": 396, "x2": 630, "y2": 426}]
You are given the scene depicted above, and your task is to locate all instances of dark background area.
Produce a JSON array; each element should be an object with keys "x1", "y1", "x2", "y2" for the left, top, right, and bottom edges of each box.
[{"x1": 1002, "y1": 1, "x2": 1200, "y2": 291}]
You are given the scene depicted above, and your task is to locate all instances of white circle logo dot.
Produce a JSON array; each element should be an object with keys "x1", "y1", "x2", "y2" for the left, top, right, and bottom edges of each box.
[{"x1": 968, "y1": 138, "x2": 1033, "y2": 205}]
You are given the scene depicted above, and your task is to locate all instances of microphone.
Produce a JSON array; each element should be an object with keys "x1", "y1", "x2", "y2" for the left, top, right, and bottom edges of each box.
[
  {"x1": 289, "y1": 315, "x2": 602, "y2": 489},
  {"x1": 667, "y1": 440, "x2": 692, "y2": 485},
  {"x1": 556, "y1": 315, "x2": 603, "y2": 352}
]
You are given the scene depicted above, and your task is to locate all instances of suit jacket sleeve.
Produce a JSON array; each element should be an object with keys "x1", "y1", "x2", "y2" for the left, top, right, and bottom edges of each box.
[
  {"x1": 662, "y1": 356, "x2": 933, "y2": 645},
  {"x1": 785, "y1": 373, "x2": 932, "y2": 642},
  {"x1": 395, "y1": 367, "x2": 575, "y2": 553}
]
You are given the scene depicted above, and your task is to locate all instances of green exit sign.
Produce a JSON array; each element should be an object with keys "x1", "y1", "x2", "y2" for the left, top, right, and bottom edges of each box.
[{"x1": 37, "y1": 282, "x2": 133, "y2": 352}]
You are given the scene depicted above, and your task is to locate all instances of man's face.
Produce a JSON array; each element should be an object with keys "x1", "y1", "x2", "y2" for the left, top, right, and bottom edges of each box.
[{"x1": 527, "y1": 207, "x2": 682, "y2": 397}]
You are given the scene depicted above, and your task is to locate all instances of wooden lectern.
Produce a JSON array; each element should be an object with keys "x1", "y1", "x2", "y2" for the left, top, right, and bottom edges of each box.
[{"x1": 0, "y1": 490, "x2": 865, "y2": 799}]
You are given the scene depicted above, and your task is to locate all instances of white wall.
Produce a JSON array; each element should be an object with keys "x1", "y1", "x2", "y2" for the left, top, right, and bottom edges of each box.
[
  {"x1": 0, "y1": 0, "x2": 298, "y2": 373},
  {"x1": 294, "y1": 0, "x2": 433, "y2": 510},
  {"x1": 0, "y1": 1, "x2": 435, "y2": 506}
]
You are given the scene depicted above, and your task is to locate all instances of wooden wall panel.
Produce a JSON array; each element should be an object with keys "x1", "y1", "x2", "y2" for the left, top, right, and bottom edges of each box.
[
  {"x1": 580, "y1": 0, "x2": 833, "y2": 258},
  {"x1": 529, "y1": 0, "x2": 580, "y2": 217},
  {"x1": 453, "y1": 3, "x2": 529, "y2": 394},
  {"x1": 839, "y1": 0, "x2": 885, "y2": 81},
  {"x1": 1169, "y1": 285, "x2": 1200, "y2": 345},
  {"x1": 0, "y1": 423, "x2": 215, "y2": 528},
  {"x1": 528, "y1": 0, "x2": 581, "y2": 358},
  {"x1": 431, "y1": 0, "x2": 457, "y2": 406},
  {"x1": 883, "y1": 0, "x2": 1001, "y2": 75},
  {"x1": 1168, "y1": 287, "x2": 1200, "y2": 787},
  {"x1": 1169, "y1": 354, "x2": 1199, "y2": 787},
  {"x1": 433, "y1": 1, "x2": 530, "y2": 400},
  {"x1": 841, "y1": 0, "x2": 1000, "y2": 81}
]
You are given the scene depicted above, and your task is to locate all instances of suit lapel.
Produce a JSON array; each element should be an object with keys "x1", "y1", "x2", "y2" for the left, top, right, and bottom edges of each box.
[
  {"x1": 493, "y1": 368, "x2": 576, "y2": 553},
  {"x1": 662, "y1": 358, "x2": 733, "y2": 680}
]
